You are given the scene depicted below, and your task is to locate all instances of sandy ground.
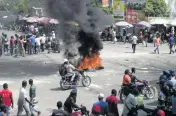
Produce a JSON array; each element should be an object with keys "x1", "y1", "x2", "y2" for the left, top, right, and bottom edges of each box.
[{"x1": 0, "y1": 30, "x2": 176, "y2": 116}]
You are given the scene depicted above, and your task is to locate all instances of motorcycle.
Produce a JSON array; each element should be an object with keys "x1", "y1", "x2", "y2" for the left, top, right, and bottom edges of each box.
[
  {"x1": 71, "y1": 105, "x2": 89, "y2": 116},
  {"x1": 119, "y1": 80, "x2": 155, "y2": 103},
  {"x1": 60, "y1": 70, "x2": 91, "y2": 90}
]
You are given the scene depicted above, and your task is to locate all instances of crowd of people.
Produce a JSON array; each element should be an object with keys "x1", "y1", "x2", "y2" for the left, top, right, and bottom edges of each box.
[
  {"x1": 121, "y1": 67, "x2": 176, "y2": 116},
  {"x1": 0, "y1": 30, "x2": 60, "y2": 57},
  {"x1": 101, "y1": 26, "x2": 176, "y2": 54},
  {"x1": 1, "y1": 67, "x2": 176, "y2": 116}
]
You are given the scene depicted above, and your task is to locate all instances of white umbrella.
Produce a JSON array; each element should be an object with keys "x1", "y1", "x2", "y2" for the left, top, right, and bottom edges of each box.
[
  {"x1": 170, "y1": 19, "x2": 176, "y2": 26},
  {"x1": 137, "y1": 21, "x2": 151, "y2": 27},
  {"x1": 150, "y1": 19, "x2": 170, "y2": 25},
  {"x1": 49, "y1": 19, "x2": 59, "y2": 24},
  {"x1": 2, "y1": 16, "x2": 8, "y2": 18},
  {"x1": 18, "y1": 16, "x2": 28, "y2": 21},
  {"x1": 27, "y1": 17, "x2": 39, "y2": 23},
  {"x1": 115, "y1": 21, "x2": 133, "y2": 27}
]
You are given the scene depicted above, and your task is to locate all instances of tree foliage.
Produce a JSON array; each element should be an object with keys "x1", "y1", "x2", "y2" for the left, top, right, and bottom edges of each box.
[
  {"x1": 144, "y1": 0, "x2": 169, "y2": 17},
  {"x1": 14, "y1": 0, "x2": 31, "y2": 14}
]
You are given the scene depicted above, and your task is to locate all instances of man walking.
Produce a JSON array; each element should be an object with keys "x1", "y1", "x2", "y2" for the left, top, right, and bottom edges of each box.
[
  {"x1": 29, "y1": 79, "x2": 40, "y2": 116},
  {"x1": 123, "y1": 28, "x2": 127, "y2": 44},
  {"x1": 29, "y1": 35, "x2": 36, "y2": 55},
  {"x1": 35, "y1": 35, "x2": 41, "y2": 54},
  {"x1": 40, "y1": 34, "x2": 46, "y2": 52},
  {"x1": 131, "y1": 34, "x2": 138, "y2": 53},
  {"x1": 154, "y1": 34, "x2": 160, "y2": 54},
  {"x1": 169, "y1": 34, "x2": 175, "y2": 54},
  {"x1": 0, "y1": 83, "x2": 14, "y2": 116},
  {"x1": 112, "y1": 29, "x2": 117, "y2": 44},
  {"x1": 17, "y1": 80, "x2": 33, "y2": 116},
  {"x1": 144, "y1": 29, "x2": 148, "y2": 47}
]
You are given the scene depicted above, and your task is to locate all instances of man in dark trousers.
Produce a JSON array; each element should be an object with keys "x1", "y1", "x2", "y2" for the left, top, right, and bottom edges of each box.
[
  {"x1": 131, "y1": 34, "x2": 138, "y2": 53},
  {"x1": 106, "y1": 89, "x2": 119, "y2": 116}
]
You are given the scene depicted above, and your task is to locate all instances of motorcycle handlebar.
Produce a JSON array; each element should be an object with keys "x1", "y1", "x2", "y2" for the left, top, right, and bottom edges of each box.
[{"x1": 73, "y1": 108, "x2": 81, "y2": 111}]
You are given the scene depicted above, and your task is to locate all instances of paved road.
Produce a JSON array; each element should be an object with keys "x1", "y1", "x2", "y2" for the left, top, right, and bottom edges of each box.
[{"x1": 0, "y1": 30, "x2": 176, "y2": 115}]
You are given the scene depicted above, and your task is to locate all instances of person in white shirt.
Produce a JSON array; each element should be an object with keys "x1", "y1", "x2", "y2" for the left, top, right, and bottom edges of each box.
[
  {"x1": 17, "y1": 80, "x2": 33, "y2": 116},
  {"x1": 52, "y1": 31, "x2": 56, "y2": 40},
  {"x1": 30, "y1": 25, "x2": 35, "y2": 32},
  {"x1": 131, "y1": 34, "x2": 138, "y2": 53},
  {"x1": 35, "y1": 35, "x2": 41, "y2": 54},
  {"x1": 112, "y1": 29, "x2": 117, "y2": 44},
  {"x1": 40, "y1": 34, "x2": 46, "y2": 52}
]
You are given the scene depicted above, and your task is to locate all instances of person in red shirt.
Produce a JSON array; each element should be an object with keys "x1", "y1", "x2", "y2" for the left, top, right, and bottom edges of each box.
[
  {"x1": 122, "y1": 69, "x2": 131, "y2": 86},
  {"x1": 106, "y1": 89, "x2": 119, "y2": 116},
  {"x1": 0, "y1": 83, "x2": 14, "y2": 116},
  {"x1": 10, "y1": 36, "x2": 15, "y2": 56}
]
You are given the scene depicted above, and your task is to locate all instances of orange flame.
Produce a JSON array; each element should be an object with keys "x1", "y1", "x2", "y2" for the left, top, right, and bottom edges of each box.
[{"x1": 78, "y1": 52, "x2": 103, "y2": 70}]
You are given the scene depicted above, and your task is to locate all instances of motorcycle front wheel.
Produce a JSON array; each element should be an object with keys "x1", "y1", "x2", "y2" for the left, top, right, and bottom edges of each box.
[
  {"x1": 60, "y1": 79, "x2": 70, "y2": 90},
  {"x1": 143, "y1": 86, "x2": 155, "y2": 99},
  {"x1": 82, "y1": 76, "x2": 91, "y2": 87}
]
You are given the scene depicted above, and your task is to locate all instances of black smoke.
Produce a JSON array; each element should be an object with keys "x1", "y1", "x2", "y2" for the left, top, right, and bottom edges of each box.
[{"x1": 46, "y1": 0, "x2": 113, "y2": 57}]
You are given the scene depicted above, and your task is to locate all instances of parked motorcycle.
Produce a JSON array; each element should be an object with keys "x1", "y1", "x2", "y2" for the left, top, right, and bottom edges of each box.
[
  {"x1": 119, "y1": 80, "x2": 155, "y2": 103},
  {"x1": 60, "y1": 70, "x2": 91, "y2": 90}
]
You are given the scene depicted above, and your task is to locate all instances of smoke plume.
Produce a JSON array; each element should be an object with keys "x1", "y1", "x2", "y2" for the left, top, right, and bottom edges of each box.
[{"x1": 46, "y1": 0, "x2": 113, "y2": 58}]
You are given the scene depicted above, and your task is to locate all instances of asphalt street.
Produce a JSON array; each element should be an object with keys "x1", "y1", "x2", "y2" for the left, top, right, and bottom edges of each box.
[{"x1": 0, "y1": 30, "x2": 176, "y2": 115}]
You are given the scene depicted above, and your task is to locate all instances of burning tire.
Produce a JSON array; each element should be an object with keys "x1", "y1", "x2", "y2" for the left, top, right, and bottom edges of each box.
[
  {"x1": 82, "y1": 76, "x2": 91, "y2": 87},
  {"x1": 60, "y1": 79, "x2": 70, "y2": 90}
]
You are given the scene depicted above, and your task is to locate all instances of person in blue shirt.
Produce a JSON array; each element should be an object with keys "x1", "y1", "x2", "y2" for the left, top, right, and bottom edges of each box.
[
  {"x1": 92, "y1": 93, "x2": 108, "y2": 116},
  {"x1": 29, "y1": 35, "x2": 36, "y2": 54},
  {"x1": 169, "y1": 34, "x2": 175, "y2": 54},
  {"x1": 171, "y1": 88, "x2": 176, "y2": 115},
  {"x1": 169, "y1": 70, "x2": 176, "y2": 86}
]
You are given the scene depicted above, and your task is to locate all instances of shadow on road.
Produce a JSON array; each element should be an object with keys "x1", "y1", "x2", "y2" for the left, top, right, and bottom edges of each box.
[
  {"x1": 50, "y1": 87, "x2": 64, "y2": 91},
  {"x1": 125, "y1": 52, "x2": 134, "y2": 53},
  {"x1": 0, "y1": 60, "x2": 58, "y2": 78}
]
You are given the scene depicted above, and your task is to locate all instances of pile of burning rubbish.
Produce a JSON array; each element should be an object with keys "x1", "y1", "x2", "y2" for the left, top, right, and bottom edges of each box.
[{"x1": 46, "y1": 0, "x2": 113, "y2": 71}]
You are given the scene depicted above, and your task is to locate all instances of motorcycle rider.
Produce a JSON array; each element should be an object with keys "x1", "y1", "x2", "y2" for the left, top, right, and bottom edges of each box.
[
  {"x1": 122, "y1": 87, "x2": 138, "y2": 116},
  {"x1": 130, "y1": 67, "x2": 142, "y2": 84},
  {"x1": 159, "y1": 71, "x2": 170, "y2": 92},
  {"x1": 64, "y1": 88, "x2": 80, "y2": 114},
  {"x1": 171, "y1": 88, "x2": 176, "y2": 115},
  {"x1": 122, "y1": 69, "x2": 131, "y2": 86},
  {"x1": 168, "y1": 70, "x2": 176, "y2": 86},
  {"x1": 130, "y1": 67, "x2": 145, "y2": 93},
  {"x1": 52, "y1": 101, "x2": 69, "y2": 116},
  {"x1": 63, "y1": 59, "x2": 79, "y2": 83},
  {"x1": 159, "y1": 71, "x2": 170, "y2": 82}
]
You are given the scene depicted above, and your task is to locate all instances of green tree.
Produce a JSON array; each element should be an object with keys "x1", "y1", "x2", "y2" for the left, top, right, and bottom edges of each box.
[
  {"x1": 14, "y1": 0, "x2": 31, "y2": 14},
  {"x1": 144, "y1": 0, "x2": 169, "y2": 17}
]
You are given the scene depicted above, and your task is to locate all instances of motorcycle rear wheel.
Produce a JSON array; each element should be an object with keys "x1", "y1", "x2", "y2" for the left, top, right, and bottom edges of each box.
[
  {"x1": 82, "y1": 76, "x2": 91, "y2": 87},
  {"x1": 60, "y1": 79, "x2": 70, "y2": 90}
]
